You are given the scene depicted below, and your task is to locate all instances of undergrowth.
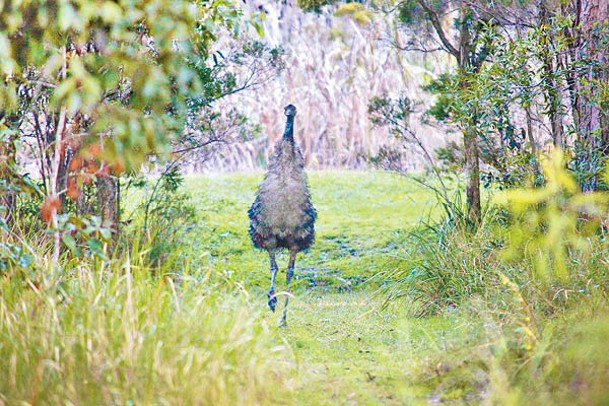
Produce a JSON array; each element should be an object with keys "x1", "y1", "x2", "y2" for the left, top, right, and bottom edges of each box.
[
  {"x1": 1, "y1": 172, "x2": 293, "y2": 405},
  {"x1": 3, "y1": 169, "x2": 609, "y2": 404},
  {"x1": 378, "y1": 153, "x2": 609, "y2": 404},
  {"x1": 0, "y1": 250, "x2": 291, "y2": 405}
]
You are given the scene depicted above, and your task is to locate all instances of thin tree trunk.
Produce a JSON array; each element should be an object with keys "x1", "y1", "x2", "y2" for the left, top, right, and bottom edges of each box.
[
  {"x1": 540, "y1": 1, "x2": 565, "y2": 149},
  {"x1": 570, "y1": 0, "x2": 609, "y2": 191},
  {"x1": 542, "y1": 48, "x2": 564, "y2": 148},
  {"x1": 58, "y1": 145, "x2": 72, "y2": 207},
  {"x1": 464, "y1": 126, "x2": 481, "y2": 224},
  {"x1": 547, "y1": 93, "x2": 564, "y2": 149},
  {"x1": 525, "y1": 106, "x2": 538, "y2": 158},
  {"x1": 49, "y1": 104, "x2": 67, "y2": 265},
  {"x1": 415, "y1": 0, "x2": 482, "y2": 225},
  {"x1": 0, "y1": 129, "x2": 17, "y2": 226},
  {"x1": 458, "y1": 1, "x2": 481, "y2": 225},
  {"x1": 96, "y1": 174, "x2": 119, "y2": 233}
]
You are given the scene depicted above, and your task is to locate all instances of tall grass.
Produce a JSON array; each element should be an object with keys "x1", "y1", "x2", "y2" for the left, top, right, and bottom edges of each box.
[
  {"x1": 193, "y1": 1, "x2": 451, "y2": 171},
  {"x1": 380, "y1": 227, "x2": 499, "y2": 316},
  {"x1": 379, "y1": 215, "x2": 609, "y2": 402},
  {"x1": 379, "y1": 187, "x2": 503, "y2": 315},
  {"x1": 0, "y1": 242, "x2": 292, "y2": 405},
  {"x1": 378, "y1": 158, "x2": 609, "y2": 403}
]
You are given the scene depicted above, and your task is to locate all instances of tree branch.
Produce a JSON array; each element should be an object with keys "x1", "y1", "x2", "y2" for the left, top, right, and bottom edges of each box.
[
  {"x1": 417, "y1": 0, "x2": 459, "y2": 58},
  {"x1": 171, "y1": 138, "x2": 225, "y2": 155}
]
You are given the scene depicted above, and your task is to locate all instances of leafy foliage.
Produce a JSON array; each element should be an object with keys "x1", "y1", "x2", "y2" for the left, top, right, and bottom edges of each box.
[
  {"x1": 0, "y1": 0, "x2": 287, "y2": 265},
  {"x1": 335, "y1": 3, "x2": 373, "y2": 25},
  {"x1": 126, "y1": 167, "x2": 198, "y2": 268},
  {"x1": 297, "y1": 0, "x2": 337, "y2": 13},
  {"x1": 397, "y1": 0, "x2": 448, "y2": 26},
  {"x1": 0, "y1": 0, "x2": 232, "y2": 170},
  {"x1": 499, "y1": 150, "x2": 609, "y2": 281}
]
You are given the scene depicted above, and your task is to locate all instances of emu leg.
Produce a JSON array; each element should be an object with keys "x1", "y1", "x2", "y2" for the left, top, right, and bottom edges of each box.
[
  {"x1": 268, "y1": 250, "x2": 279, "y2": 312},
  {"x1": 280, "y1": 250, "x2": 297, "y2": 327}
]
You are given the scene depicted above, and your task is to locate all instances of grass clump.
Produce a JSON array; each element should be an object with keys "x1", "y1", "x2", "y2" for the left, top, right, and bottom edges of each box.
[
  {"x1": 0, "y1": 256, "x2": 292, "y2": 405},
  {"x1": 378, "y1": 153, "x2": 609, "y2": 403}
]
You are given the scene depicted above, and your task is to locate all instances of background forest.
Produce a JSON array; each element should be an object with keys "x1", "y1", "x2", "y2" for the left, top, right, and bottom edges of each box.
[{"x1": 2, "y1": 0, "x2": 609, "y2": 404}]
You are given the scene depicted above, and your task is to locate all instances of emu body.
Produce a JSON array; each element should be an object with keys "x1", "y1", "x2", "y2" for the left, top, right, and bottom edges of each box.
[{"x1": 248, "y1": 104, "x2": 316, "y2": 326}]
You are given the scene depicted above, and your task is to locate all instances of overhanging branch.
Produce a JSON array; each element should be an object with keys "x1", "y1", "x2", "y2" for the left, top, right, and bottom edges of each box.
[{"x1": 418, "y1": 0, "x2": 459, "y2": 58}]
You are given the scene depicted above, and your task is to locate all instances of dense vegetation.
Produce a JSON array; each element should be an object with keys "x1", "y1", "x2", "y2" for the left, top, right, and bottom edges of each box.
[{"x1": 2, "y1": 0, "x2": 609, "y2": 404}]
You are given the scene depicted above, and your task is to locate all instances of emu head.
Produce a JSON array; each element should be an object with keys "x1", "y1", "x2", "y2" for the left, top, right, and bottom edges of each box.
[{"x1": 284, "y1": 104, "x2": 297, "y2": 117}]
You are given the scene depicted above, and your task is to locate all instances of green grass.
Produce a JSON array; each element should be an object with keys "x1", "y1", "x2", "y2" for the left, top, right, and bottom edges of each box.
[
  {"x1": 187, "y1": 170, "x2": 440, "y2": 291},
  {"x1": 3, "y1": 170, "x2": 609, "y2": 405},
  {"x1": 1, "y1": 170, "x2": 450, "y2": 404},
  {"x1": 276, "y1": 291, "x2": 478, "y2": 404},
  {"x1": 181, "y1": 170, "x2": 474, "y2": 404}
]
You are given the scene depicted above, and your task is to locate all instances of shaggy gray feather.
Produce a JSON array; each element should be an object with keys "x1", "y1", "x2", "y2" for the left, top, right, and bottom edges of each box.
[{"x1": 248, "y1": 105, "x2": 317, "y2": 253}]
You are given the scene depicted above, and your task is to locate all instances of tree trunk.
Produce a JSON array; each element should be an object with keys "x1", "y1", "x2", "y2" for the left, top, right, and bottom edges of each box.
[
  {"x1": 458, "y1": 1, "x2": 481, "y2": 225},
  {"x1": 540, "y1": 3, "x2": 565, "y2": 149},
  {"x1": 58, "y1": 145, "x2": 73, "y2": 208},
  {"x1": 570, "y1": 0, "x2": 609, "y2": 191},
  {"x1": 96, "y1": 174, "x2": 120, "y2": 234},
  {"x1": 525, "y1": 106, "x2": 538, "y2": 158},
  {"x1": 0, "y1": 119, "x2": 17, "y2": 227},
  {"x1": 464, "y1": 126, "x2": 481, "y2": 224},
  {"x1": 415, "y1": 0, "x2": 482, "y2": 225}
]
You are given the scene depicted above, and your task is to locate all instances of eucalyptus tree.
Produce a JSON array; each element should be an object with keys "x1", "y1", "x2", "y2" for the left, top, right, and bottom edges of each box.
[
  {"x1": 565, "y1": 0, "x2": 609, "y2": 191},
  {"x1": 391, "y1": 0, "x2": 508, "y2": 224}
]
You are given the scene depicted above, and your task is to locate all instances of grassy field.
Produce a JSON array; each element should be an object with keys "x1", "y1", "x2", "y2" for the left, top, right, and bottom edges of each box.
[
  {"x1": 3, "y1": 170, "x2": 608, "y2": 405},
  {"x1": 1, "y1": 170, "x2": 454, "y2": 404},
  {"x1": 189, "y1": 171, "x2": 449, "y2": 403},
  {"x1": 187, "y1": 171, "x2": 439, "y2": 290}
]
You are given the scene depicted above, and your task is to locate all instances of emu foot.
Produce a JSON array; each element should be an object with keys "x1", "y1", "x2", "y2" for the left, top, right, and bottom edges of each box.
[{"x1": 267, "y1": 290, "x2": 277, "y2": 312}]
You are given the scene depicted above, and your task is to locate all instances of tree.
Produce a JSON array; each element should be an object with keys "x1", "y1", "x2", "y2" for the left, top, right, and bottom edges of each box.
[
  {"x1": 566, "y1": 0, "x2": 609, "y2": 191},
  {"x1": 0, "y1": 0, "x2": 235, "y2": 258},
  {"x1": 0, "y1": 118, "x2": 17, "y2": 226},
  {"x1": 396, "y1": 0, "x2": 497, "y2": 224}
]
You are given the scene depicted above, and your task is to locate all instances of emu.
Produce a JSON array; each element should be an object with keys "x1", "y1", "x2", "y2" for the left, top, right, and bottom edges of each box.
[{"x1": 248, "y1": 104, "x2": 317, "y2": 326}]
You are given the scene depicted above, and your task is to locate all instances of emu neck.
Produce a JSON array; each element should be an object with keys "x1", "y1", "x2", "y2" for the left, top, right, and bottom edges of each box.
[{"x1": 282, "y1": 116, "x2": 295, "y2": 141}]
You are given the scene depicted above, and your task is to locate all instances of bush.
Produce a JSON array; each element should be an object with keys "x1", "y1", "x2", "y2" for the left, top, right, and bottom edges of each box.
[
  {"x1": 380, "y1": 226, "x2": 501, "y2": 316},
  {"x1": 122, "y1": 167, "x2": 197, "y2": 270},
  {"x1": 379, "y1": 150, "x2": 609, "y2": 403}
]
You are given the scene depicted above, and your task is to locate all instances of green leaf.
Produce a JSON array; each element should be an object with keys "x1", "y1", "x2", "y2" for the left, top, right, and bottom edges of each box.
[
  {"x1": 58, "y1": 2, "x2": 79, "y2": 32},
  {"x1": 100, "y1": 2, "x2": 123, "y2": 23},
  {"x1": 51, "y1": 79, "x2": 77, "y2": 107},
  {"x1": 252, "y1": 21, "x2": 264, "y2": 38},
  {"x1": 62, "y1": 233, "x2": 78, "y2": 253},
  {"x1": 0, "y1": 33, "x2": 16, "y2": 75},
  {"x1": 99, "y1": 228, "x2": 112, "y2": 241},
  {"x1": 87, "y1": 238, "x2": 104, "y2": 254}
]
